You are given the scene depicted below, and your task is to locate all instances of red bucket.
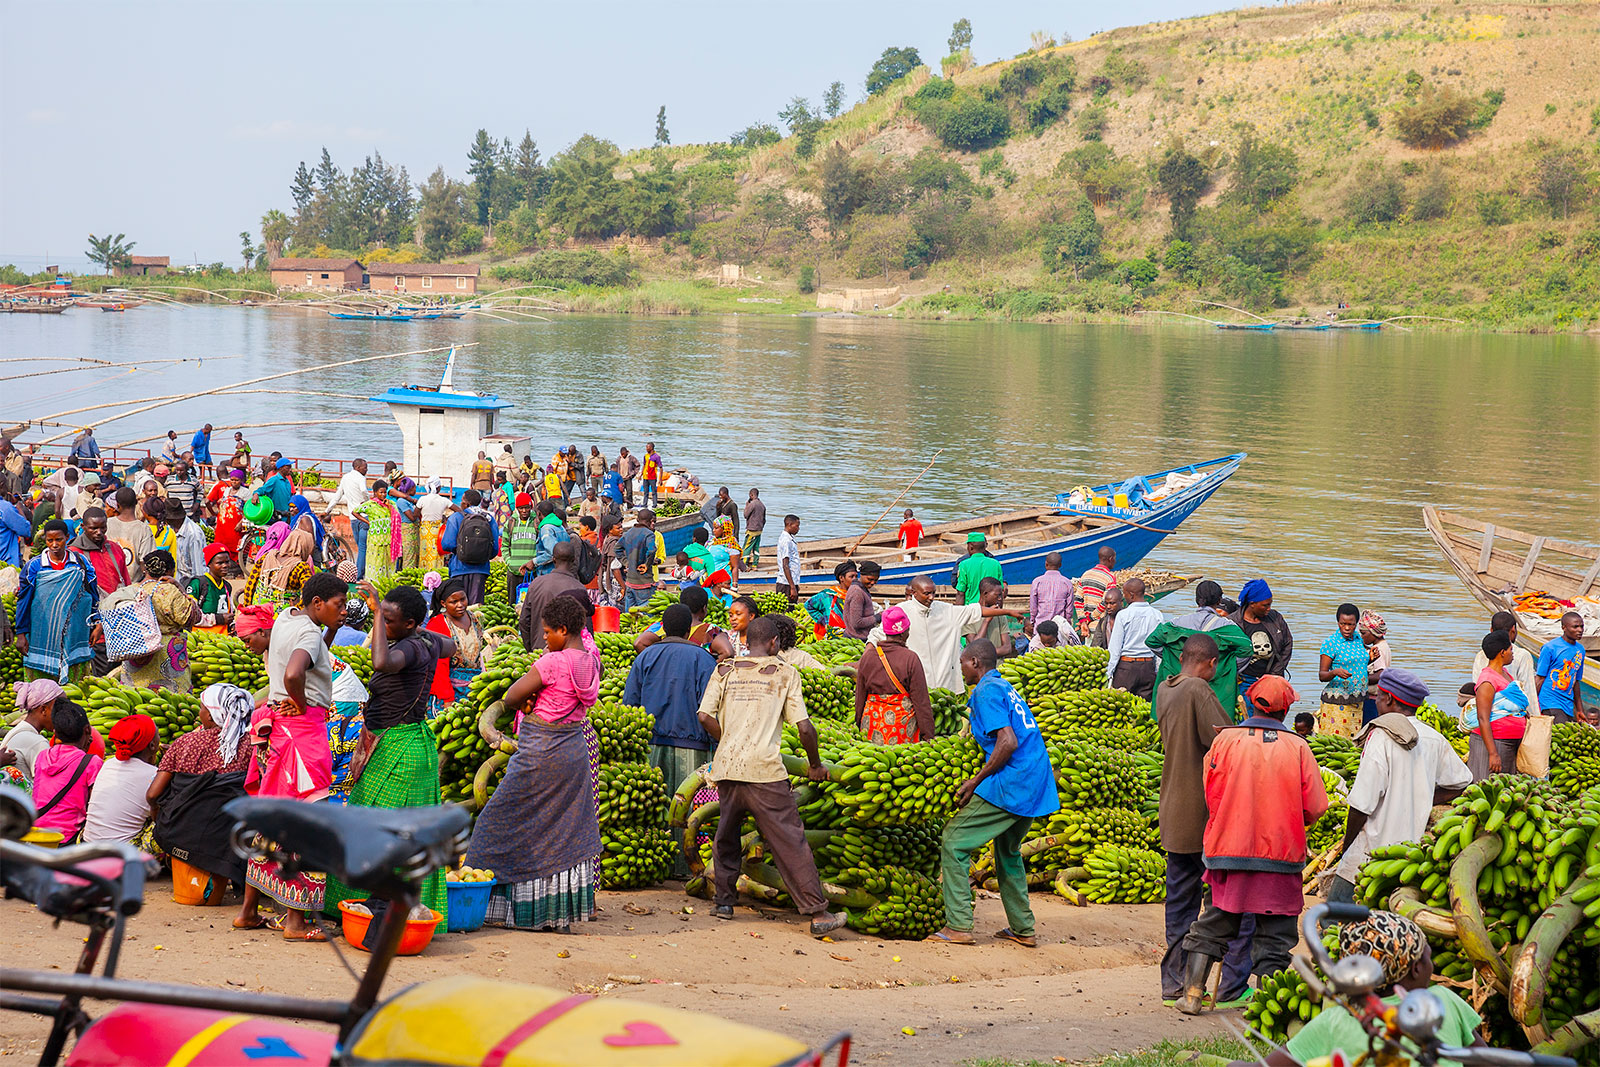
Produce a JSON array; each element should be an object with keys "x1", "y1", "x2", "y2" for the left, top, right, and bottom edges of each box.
[{"x1": 593, "y1": 605, "x2": 621, "y2": 633}]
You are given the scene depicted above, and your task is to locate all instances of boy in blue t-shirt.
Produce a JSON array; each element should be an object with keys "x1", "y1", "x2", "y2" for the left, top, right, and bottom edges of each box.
[
  {"x1": 1535, "y1": 612, "x2": 1587, "y2": 723},
  {"x1": 928, "y1": 637, "x2": 1059, "y2": 947}
]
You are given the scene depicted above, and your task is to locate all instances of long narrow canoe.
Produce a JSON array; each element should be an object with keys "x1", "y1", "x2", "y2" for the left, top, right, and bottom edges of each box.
[
  {"x1": 1216, "y1": 322, "x2": 1274, "y2": 331},
  {"x1": 738, "y1": 454, "x2": 1245, "y2": 590},
  {"x1": 329, "y1": 311, "x2": 413, "y2": 321},
  {"x1": 1422, "y1": 506, "x2": 1600, "y2": 701}
]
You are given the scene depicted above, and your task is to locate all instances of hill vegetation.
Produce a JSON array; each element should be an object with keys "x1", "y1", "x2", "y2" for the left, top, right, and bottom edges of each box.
[{"x1": 43, "y1": 1, "x2": 1594, "y2": 329}]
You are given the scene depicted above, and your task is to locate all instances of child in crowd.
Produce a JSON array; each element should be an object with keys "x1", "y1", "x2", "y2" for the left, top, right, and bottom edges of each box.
[{"x1": 30, "y1": 700, "x2": 103, "y2": 843}]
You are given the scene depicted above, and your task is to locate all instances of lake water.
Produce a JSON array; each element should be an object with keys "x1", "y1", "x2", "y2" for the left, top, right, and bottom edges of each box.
[{"x1": 6, "y1": 306, "x2": 1597, "y2": 691}]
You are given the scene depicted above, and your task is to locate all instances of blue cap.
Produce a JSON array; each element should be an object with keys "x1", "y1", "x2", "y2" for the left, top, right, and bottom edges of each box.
[{"x1": 275, "y1": 458, "x2": 292, "y2": 469}]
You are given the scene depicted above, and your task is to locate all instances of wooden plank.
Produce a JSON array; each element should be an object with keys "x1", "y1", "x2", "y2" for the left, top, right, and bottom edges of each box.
[
  {"x1": 1514, "y1": 537, "x2": 1546, "y2": 592},
  {"x1": 1579, "y1": 555, "x2": 1600, "y2": 596},
  {"x1": 1476, "y1": 525, "x2": 1496, "y2": 575}
]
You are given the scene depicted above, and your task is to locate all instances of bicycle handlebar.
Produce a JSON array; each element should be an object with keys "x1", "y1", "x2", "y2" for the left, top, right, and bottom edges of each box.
[{"x1": 1441, "y1": 1049, "x2": 1577, "y2": 1067}]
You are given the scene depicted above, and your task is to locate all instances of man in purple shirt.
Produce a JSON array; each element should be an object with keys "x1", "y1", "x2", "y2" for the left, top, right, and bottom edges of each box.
[{"x1": 1028, "y1": 552, "x2": 1073, "y2": 627}]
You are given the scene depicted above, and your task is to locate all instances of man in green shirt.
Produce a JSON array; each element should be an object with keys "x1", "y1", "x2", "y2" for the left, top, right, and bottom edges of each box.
[
  {"x1": 953, "y1": 532, "x2": 1003, "y2": 605},
  {"x1": 503, "y1": 492, "x2": 539, "y2": 602},
  {"x1": 1243, "y1": 911, "x2": 1483, "y2": 1067},
  {"x1": 1147, "y1": 620, "x2": 1254, "y2": 721}
]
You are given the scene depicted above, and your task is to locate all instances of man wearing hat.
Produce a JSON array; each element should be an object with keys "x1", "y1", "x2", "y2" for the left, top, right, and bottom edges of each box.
[
  {"x1": 1327, "y1": 668, "x2": 1471, "y2": 904},
  {"x1": 853, "y1": 605, "x2": 934, "y2": 744},
  {"x1": 952, "y1": 532, "x2": 1003, "y2": 605},
  {"x1": 1176, "y1": 674, "x2": 1329, "y2": 1015}
]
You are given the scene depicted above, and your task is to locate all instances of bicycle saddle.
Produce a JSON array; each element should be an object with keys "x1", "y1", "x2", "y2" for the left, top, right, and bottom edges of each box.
[{"x1": 224, "y1": 799, "x2": 469, "y2": 895}]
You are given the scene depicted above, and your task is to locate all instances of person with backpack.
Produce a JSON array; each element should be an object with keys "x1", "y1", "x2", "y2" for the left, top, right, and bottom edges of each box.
[
  {"x1": 440, "y1": 489, "x2": 500, "y2": 606},
  {"x1": 616, "y1": 509, "x2": 662, "y2": 612},
  {"x1": 533, "y1": 499, "x2": 572, "y2": 577}
]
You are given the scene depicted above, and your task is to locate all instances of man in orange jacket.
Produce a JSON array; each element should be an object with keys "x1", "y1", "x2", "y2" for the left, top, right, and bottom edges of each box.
[{"x1": 1175, "y1": 674, "x2": 1329, "y2": 1015}]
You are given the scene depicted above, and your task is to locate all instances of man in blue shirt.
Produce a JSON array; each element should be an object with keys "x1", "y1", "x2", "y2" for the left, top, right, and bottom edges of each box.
[
  {"x1": 190, "y1": 423, "x2": 213, "y2": 473},
  {"x1": 0, "y1": 497, "x2": 31, "y2": 567},
  {"x1": 439, "y1": 488, "x2": 500, "y2": 605},
  {"x1": 1535, "y1": 612, "x2": 1587, "y2": 723},
  {"x1": 601, "y1": 464, "x2": 624, "y2": 506},
  {"x1": 625, "y1": 603, "x2": 716, "y2": 875},
  {"x1": 251, "y1": 458, "x2": 293, "y2": 521},
  {"x1": 929, "y1": 637, "x2": 1059, "y2": 947}
]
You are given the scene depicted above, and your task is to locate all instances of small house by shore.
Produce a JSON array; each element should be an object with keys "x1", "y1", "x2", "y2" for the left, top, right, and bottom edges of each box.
[
  {"x1": 367, "y1": 262, "x2": 480, "y2": 296},
  {"x1": 269, "y1": 257, "x2": 365, "y2": 291},
  {"x1": 116, "y1": 256, "x2": 169, "y2": 277}
]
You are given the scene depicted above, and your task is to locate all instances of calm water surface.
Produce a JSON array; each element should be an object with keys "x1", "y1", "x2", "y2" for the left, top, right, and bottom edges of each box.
[{"x1": 6, "y1": 307, "x2": 1597, "y2": 690}]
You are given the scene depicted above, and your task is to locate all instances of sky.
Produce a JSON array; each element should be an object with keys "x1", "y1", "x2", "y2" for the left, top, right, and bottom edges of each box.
[{"x1": 0, "y1": 0, "x2": 1246, "y2": 271}]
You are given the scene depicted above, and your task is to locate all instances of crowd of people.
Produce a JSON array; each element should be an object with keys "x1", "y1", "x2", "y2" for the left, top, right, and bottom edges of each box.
[{"x1": 0, "y1": 425, "x2": 1593, "y2": 1035}]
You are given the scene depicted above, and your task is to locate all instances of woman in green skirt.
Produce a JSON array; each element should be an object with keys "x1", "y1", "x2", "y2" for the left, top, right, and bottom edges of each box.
[{"x1": 323, "y1": 582, "x2": 453, "y2": 923}]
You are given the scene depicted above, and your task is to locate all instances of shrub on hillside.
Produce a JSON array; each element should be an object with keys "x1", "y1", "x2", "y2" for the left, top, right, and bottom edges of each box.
[
  {"x1": 489, "y1": 249, "x2": 637, "y2": 288},
  {"x1": 1392, "y1": 83, "x2": 1483, "y2": 149},
  {"x1": 1099, "y1": 51, "x2": 1148, "y2": 91},
  {"x1": 1343, "y1": 162, "x2": 1406, "y2": 224},
  {"x1": 867, "y1": 46, "x2": 922, "y2": 96},
  {"x1": 912, "y1": 90, "x2": 1011, "y2": 151},
  {"x1": 1057, "y1": 143, "x2": 1139, "y2": 204},
  {"x1": 798, "y1": 266, "x2": 816, "y2": 293},
  {"x1": 1411, "y1": 170, "x2": 1452, "y2": 221}
]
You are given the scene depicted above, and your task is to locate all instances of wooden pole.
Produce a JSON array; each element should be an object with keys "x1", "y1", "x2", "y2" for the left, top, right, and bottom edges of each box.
[{"x1": 843, "y1": 449, "x2": 943, "y2": 557}]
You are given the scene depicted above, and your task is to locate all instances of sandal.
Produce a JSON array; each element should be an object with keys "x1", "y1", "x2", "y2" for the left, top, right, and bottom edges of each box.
[
  {"x1": 282, "y1": 925, "x2": 329, "y2": 942},
  {"x1": 231, "y1": 915, "x2": 268, "y2": 930},
  {"x1": 925, "y1": 929, "x2": 976, "y2": 945},
  {"x1": 994, "y1": 927, "x2": 1036, "y2": 948}
]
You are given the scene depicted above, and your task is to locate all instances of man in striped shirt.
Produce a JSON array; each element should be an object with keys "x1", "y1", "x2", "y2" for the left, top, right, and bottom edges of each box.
[{"x1": 1074, "y1": 545, "x2": 1117, "y2": 641}]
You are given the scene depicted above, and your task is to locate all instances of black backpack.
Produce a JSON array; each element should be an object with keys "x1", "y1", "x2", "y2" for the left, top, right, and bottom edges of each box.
[
  {"x1": 455, "y1": 512, "x2": 495, "y2": 566},
  {"x1": 572, "y1": 536, "x2": 603, "y2": 585}
]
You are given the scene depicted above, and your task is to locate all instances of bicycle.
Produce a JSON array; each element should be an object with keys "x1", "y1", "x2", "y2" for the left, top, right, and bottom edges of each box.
[{"x1": 0, "y1": 785, "x2": 850, "y2": 1066}]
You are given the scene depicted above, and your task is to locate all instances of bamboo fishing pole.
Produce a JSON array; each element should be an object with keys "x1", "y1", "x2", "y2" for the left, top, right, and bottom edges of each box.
[
  {"x1": 843, "y1": 449, "x2": 943, "y2": 557},
  {"x1": 33, "y1": 342, "x2": 477, "y2": 445}
]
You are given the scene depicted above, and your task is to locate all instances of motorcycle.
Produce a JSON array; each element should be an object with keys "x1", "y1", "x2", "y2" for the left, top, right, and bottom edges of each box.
[{"x1": 0, "y1": 785, "x2": 850, "y2": 1066}]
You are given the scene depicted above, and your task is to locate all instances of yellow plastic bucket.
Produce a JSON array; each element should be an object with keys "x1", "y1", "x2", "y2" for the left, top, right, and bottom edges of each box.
[
  {"x1": 1113, "y1": 492, "x2": 1130, "y2": 508},
  {"x1": 22, "y1": 827, "x2": 64, "y2": 849},
  {"x1": 171, "y1": 857, "x2": 229, "y2": 906}
]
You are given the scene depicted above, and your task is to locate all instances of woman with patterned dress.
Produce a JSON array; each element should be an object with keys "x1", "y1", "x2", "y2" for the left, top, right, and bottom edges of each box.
[
  {"x1": 353, "y1": 482, "x2": 400, "y2": 584},
  {"x1": 115, "y1": 551, "x2": 201, "y2": 694},
  {"x1": 13, "y1": 520, "x2": 99, "y2": 684},
  {"x1": 1317, "y1": 602, "x2": 1370, "y2": 739},
  {"x1": 324, "y1": 583, "x2": 451, "y2": 923},
  {"x1": 417, "y1": 479, "x2": 451, "y2": 573},
  {"x1": 241, "y1": 528, "x2": 315, "y2": 610},
  {"x1": 425, "y1": 576, "x2": 485, "y2": 716},
  {"x1": 467, "y1": 594, "x2": 602, "y2": 932}
]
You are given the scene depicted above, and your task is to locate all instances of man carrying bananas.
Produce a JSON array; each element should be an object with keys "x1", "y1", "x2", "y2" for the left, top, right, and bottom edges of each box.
[{"x1": 927, "y1": 637, "x2": 1058, "y2": 947}]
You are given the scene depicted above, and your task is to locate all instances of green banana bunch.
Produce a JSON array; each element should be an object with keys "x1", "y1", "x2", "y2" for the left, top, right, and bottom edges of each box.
[
  {"x1": 1031, "y1": 688, "x2": 1149, "y2": 740},
  {"x1": 755, "y1": 591, "x2": 794, "y2": 616},
  {"x1": 597, "y1": 761, "x2": 669, "y2": 831},
  {"x1": 1047, "y1": 738, "x2": 1148, "y2": 810},
  {"x1": 1307, "y1": 734, "x2": 1360, "y2": 783},
  {"x1": 331, "y1": 645, "x2": 372, "y2": 684},
  {"x1": 1552, "y1": 756, "x2": 1600, "y2": 801},
  {"x1": 997, "y1": 646, "x2": 1109, "y2": 703},
  {"x1": 474, "y1": 599, "x2": 516, "y2": 630},
  {"x1": 798, "y1": 668, "x2": 854, "y2": 723},
  {"x1": 594, "y1": 632, "x2": 638, "y2": 676},
  {"x1": 833, "y1": 735, "x2": 985, "y2": 827},
  {"x1": 832, "y1": 864, "x2": 945, "y2": 940},
  {"x1": 465, "y1": 641, "x2": 539, "y2": 709},
  {"x1": 805, "y1": 637, "x2": 867, "y2": 668},
  {"x1": 1056, "y1": 721, "x2": 1162, "y2": 752},
  {"x1": 1067, "y1": 843, "x2": 1166, "y2": 904},
  {"x1": 188, "y1": 630, "x2": 268, "y2": 692},
  {"x1": 599, "y1": 827, "x2": 676, "y2": 889},
  {"x1": 1416, "y1": 701, "x2": 1470, "y2": 758},
  {"x1": 1245, "y1": 932, "x2": 1338, "y2": 1043},
  {"x1": 63, "y1": 676, "x2": 202, "y2": 744},
  {"x1": 1024, "y1": 807, "x2": 1158, "y2": 872},
  {"x1": 591, "y1": 701, "x2": 652, "y2": 764},
  {"x1": 806, "y1": 824, "x2": 941, "y2": 880},
  {"x1": 930, "y1": 688, "x2": 966, "y2": 737}
]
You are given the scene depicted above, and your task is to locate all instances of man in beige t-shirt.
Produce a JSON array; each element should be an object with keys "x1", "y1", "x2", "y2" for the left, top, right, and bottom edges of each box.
[{"x1": 697, "y1": 615, "x2": 845, "y2": 936}]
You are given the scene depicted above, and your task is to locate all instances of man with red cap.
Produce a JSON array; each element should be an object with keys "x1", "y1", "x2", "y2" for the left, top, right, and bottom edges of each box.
[
  {"x1": 502, "y1": 492, "x2": 539, "y2": 603},
  {"x1": 1175, "y1": 674, "x2": 1329, "y2": 1015},
  {"x1": 81, "y1": 713, "x2": 160, "y2": 843},
  {"x1": 853, "y1": 605, "x2": 934, "y2": 744},
  {"x1": 1327, "y1": 668, "x2": 1471, "y2": 904}
]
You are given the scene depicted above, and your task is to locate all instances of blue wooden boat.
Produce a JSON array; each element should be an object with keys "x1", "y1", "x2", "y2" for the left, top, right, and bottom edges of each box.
[
  {"x1": 738, "y1": 453, "x2": 1246, "y2": 590},
  {"x1": 1215, "y1": 322, "x2": 1274, "y2": 331},
  {"x1": 1276, "y1": 322, "x2": 1332, "y2": 331},
  {"x1": 329, "y1": 311, "x2": 413, "y2": 321},
  {"x1": 1331, "y1": 321, "x2": 1383, "y2": 331}
]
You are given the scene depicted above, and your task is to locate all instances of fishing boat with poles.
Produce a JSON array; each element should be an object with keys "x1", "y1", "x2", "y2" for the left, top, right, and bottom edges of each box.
[
  {"x1": 1214, "y1": 322, "x2": 1275, "y2": 331},
  {"x1": 738, "y1": 453, "x2": 1245, "y2": 590},
  {"x1": 329, "y1": 310, "x2": 416, "y2": 322},
  {"x1": 1422, "y1": 506, "x2": 1600, "y2": 701}
]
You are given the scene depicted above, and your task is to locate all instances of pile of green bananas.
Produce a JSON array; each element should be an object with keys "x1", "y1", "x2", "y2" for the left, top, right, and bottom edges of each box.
[
  {"x1": 832, "y1": 864, "x2": 945, "y2": 940},
  {"x1": 595, "y1": 633, "x2": 637, "y2": 676},
  {"x1": 464, "y1": 641, "x2": 539, "y2": 709},
  {"x1": 1245, "y1": 933, "x2": 1340, "y2": 1043},
  {"x1": 64, "y1": 676, "x2": 200, "y2": 744},
  {"x1": 1056, "y1": 721, "x2": 1161, "y2": 752},
  {"x1": 597, "y1": 761, "x2": 668, "y2": 830},
  {"x1": 432, "y1": 698, "x2": 500, "y2": 804},
  {"x1": 1307, "y1": 734, "x2": 1361, "y2": 783},
  {"x1": 1552, "y1": 756, "x2": 1600, "y2": 800},
  {"x1": 1554, "y1": 722, "x2": 1600, "y2": 764},
  {"x1": 930, "y1": 688, "x2": 966, "y2": 736},
  {"x1": 1032, "y1": 689, "x2": 1148, "y2": 740},
  {"x1": 599, "y1": 827, "x2": 676, "y2": 889},
  {"x1": 805, "y1": 823, "x2": 942, "y2": 880},
  {"x1": 806, "y1": 637, "x2": 866, "y2": 668},
  {"x1": 833, "y1": 735, "x2": 985, "y2": 826},
  {"x1": 487, "y1": 559, "x2": 509, "y2": 602},
  {"x1": 1539, "y1": 787, "x2": 1600, "y2": 911},
  {"x1": 798, "y1": 668, "x2": 853, "y2": 722},
  {"x1": 619, "y1": 610, "x2": 654, "y2": 635},
  {"x1": 1024, "y1": 807, "x2": 1158, "y2": 872},
  {"x1": 1048, "y1": 738, "x2": 1148, "y2": 810},
  {"x1": 0, "y1": 643, "x2": 23, "y2": 688},
  {"x1": 755, "y1": 591, "x2": 793, "y2": 615},
  {"x1": 1062, "y1": 843, "x2": 1166, "y2": 904},
  {"x1": 997, "y1": 646, "x2": 1110, "y2": 702},
  {"x1": 591, "y1": 700, "x2": 652, "y2": 764},
  {"x1": 331, "y1": 645, "x2": 372, "y2": 684},
  {"x1": 1416, "y1": 701, "x2": 1470, "y2": 758},
  {"x1": 189, "y1": 630, "x2": 268, "y2": 692},
  {"x1": 475, "y1": 599, "x2": 516, "y2": 630}
]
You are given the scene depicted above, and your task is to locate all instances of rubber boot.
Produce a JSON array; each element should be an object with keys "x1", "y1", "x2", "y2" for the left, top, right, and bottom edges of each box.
[{"x1": 1174, "y1": 953, "x2": 1216, "y2": 1016}]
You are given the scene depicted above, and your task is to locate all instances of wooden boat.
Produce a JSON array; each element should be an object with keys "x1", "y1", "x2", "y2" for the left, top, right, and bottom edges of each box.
[
  {"x1": 329, "y1": 311, "x2": 413, "y2": 322},
  {"x1": 653, "y1": 481, "x2": 710, "y2": 556},
  {"x1": 1331, "y1": 321, "x2": 1382, "y2": 331},
  {"x1": 739, "y1": 454, "x2": 1245, "y2": 590},
  {"x1": 1215, "y1": 322, "x2": 1274, "y2": 331},
  {"x1": 0, "y1": 302, "x2": 68, "y2": 314},
  {"x1": 1422, "y1": 507, "x2": 1599, "y2": 701},
  {"x1": 870, "y1": 570, "x2": 1198, "y2": 613},
  {"x1": 1275, "y1": 322, "x2": 1332, "y2": 331}
]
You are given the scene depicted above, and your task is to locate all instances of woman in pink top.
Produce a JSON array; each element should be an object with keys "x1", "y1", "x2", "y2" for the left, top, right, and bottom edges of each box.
[
  {"x1": 1467, "y1": 630, "x2": 1528, "y2": 780},
  {"x1": 30, "y1": 701, "x2": 101, "y2": 842},
  {"x1": 510, "y1": 594, "x2": 602, "y2": 732}
]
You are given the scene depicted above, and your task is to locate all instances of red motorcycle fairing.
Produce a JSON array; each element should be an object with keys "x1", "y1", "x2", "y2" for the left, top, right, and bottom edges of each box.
[{"x1": 64, "y1": 1003, "x2": 337, "y2": 1066}]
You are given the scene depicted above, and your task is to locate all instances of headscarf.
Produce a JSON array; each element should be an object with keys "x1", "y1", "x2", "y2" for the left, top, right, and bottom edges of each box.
[
  {"x1": 142, "y1": 549, "x2": 176, "y2": 579},
  {"x1": 711, "y1": 516, "x2": 740, "y2": 552},
  {"x1": 1238, "y1": 578, "x2": 1272, "y2": 608},
  {"x1": 335, "y1": 559, "x2": 358, "y2": 583},
  {"x1": 424, "y1": 476, "x2": 445, "y2": 497},
  {"x1": 1358, "y1": 610, "x2": 1387, "y2": 640},
  {"x1": 343, "y1": 597, "x2": 371, "y2": 632},
  {"x1": 431, "y1": 575, "x2": 470, "y2": 617},
  {"x1": 109, "y1": 713, "x2": 157, "y2": 761},
  {"x1": 253, "y1": 520, "x2": 290, "y2": 561},
  {"x1": 258, "y1": 528, "x2": 314, "y2": 590},
  {"x1": 1338, "y1": 911, "x2": 1429, "y2": 988},
  {"x1": 1244, "y1": 675, "x2": 1299, "y2": 716},
  {"x1": 13, "y1": 678, "x2": 63, "y2": 715},
  {"x1": 234, "y1": 604, "x2": 275, "y2": 638},
  {"x1": 200, "y1": 683, "x2": 254, "y2": 765},
  {"x1": 288, "y1": 494, "x2": 324, "y2": 550}
]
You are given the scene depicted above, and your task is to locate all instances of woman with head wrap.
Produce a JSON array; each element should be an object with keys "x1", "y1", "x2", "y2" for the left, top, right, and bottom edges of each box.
[
  {"x1": 233, "y1": 604, "x2": 276, "y2": 655},
  {"x1": 1226, "y1": 579, "x2": 1293, "y2": 700},
  {"x1": 241, "y1": 527, "x2": 315, "y2": 610},
  {"x1": 710, "y1": 515, "x2": 743, "y2": 587},
  {"x1": 115, "y1": 550, "x2": 202, "y2": 694},
  {"x1": 13, "y1": 519, "x2": 99, "y2": 685},
  {"x1": 147, "y1": 683, "x2": 254, "y2": 892},
  {"x1": 323, "y1": 582, "x2": 453, "y2": 923},
  {"x1": 417, "y1": 479, "x2": 452, "y2": 572},
  {"x1": 287, "y1": 493, "x2": 325, "y2": 554},
  {"x1": 425, "y1": 575, "x2": 485, "y2": 716},
  {"x1": 81, "y1": 713, "x2": 161, "y2": 844},
  {"x1": 353, "y1": 480, "x2": 401, "y2": 583},
  {"x1": 1263, "y1": 911, "x2": 1484, "y2": 1067},
  {"x1": 1357, "y1": 610, "x2": 1391, "y2": 724},
  {"x1": 251, "y1": 520, "x2": 290, "y2": 563}
]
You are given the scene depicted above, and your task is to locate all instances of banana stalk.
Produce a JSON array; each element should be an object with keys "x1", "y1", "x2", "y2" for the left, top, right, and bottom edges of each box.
[
  {"x1": 1530, "y1": 1007, "x2": 1600, "y2": 1058},
  {"x1": 1053, "y1": 868, "x2": 1088, "y2": 906},
  {"x1": 682, "y1": 801, "x2": 720, "y2": 876},
  {"x1": 1387, "y1": 887, "x2": 1459, "y2": 938},
  {"x1": 477, "y1": 700, "x2": 509, "y2": 747},
  {"x1": 1449, "y1": 833, "x2": 1511, "y2": 992},
  {"x1": 1511, "y1": 874, "x2": 1593, "y2": 1030},
  {"x1": 1018, "y1": 833, "x2": 1070, "y2": 860},
  {"x1": 780, "y1": 753, "x2": 838, "y2": 781},
  {"x1": 471, "y1": 751, "x2": 509, "y2": 811},
  {"x1": 668, "y1": 769, "x2": 707, "y2": 828}
]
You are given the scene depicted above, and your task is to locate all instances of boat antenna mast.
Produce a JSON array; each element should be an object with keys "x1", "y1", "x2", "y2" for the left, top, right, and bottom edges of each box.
[{"x1": 438, "y1": 346, "x2": 457, "y2": 390}]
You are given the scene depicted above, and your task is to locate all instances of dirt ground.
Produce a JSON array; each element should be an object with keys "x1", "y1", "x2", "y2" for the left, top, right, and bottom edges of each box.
[{"x1": 0, "y1": 879, "x2": 1231, "y2": 1065}]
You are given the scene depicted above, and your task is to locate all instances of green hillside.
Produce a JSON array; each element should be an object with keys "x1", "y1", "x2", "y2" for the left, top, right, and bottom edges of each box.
[{"x1": 237, "y1": 1, "x2": 1600, "y2": 329}]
